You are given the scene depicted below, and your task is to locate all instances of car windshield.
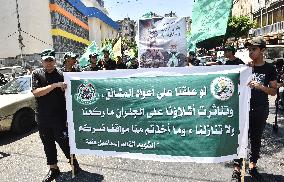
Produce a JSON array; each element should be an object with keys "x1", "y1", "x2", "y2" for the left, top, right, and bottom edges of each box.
[{"x1": 0, "y1": 77, "x2": 31, "y2": 94}]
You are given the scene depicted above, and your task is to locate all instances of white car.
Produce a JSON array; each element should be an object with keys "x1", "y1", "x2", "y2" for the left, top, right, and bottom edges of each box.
[
  {"x1": 0, "y1": 66, "x2": 24, "y2": 80},
  {"x1": 0, "y1": 75, "x2": 36, "y2": 134}
]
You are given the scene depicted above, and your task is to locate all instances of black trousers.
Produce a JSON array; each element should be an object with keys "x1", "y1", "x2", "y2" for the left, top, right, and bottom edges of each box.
[
  {"x1": 38, "y1": 125, "x2": 71, "y2": 165},
  {"x1": 234, "y1": 105, "x2": 269, "y2": 165}
]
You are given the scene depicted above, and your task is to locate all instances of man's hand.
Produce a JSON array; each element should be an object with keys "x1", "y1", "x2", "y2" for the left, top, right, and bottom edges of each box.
[
  {"x1": 246, "y1": 61, "x2": 254, "y2": 67},
  {"x1": 53, "y1": 82, "x2": 67, "y2": 91},
  {"x1": 248, "y1": 80, "x2": 263, "y2": 90}
]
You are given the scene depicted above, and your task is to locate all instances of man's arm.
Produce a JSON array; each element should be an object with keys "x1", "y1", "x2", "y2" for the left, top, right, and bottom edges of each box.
[
  {"x1": 248, "y1": 80, "x2": 277, "y2": 96},
  {"x1": 32, "y1": 82, "x2": 66, "y2": 97},
  {"x1": 205, "y1": 61, "x2": 219, "y2": 66}
]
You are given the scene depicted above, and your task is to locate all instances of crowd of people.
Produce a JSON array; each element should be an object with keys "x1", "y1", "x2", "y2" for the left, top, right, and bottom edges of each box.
[
  {"x1": 187, "y1": 45, "x2": 245, "y2": 66},
  {"x1": 60, "y1": 49, "x2": 138, "y2": 73},
  {"x1": 29, "y1": 36, "x2": 278, "y2": 182}
]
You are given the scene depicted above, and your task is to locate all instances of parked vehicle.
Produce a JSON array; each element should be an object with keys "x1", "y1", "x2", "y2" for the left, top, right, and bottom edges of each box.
[
  {"x1": 0, "y1": 66, "x2": 25, "y2": 80},
  {"x1": 0, "y1": 73, "x2": 8, "y2": 87},
  {"x1": 264, "y1": 45, "x2": 284, "y2": 64},
  {"x1": 0, "y1": 75, "x2": 36, "y2": 134}
]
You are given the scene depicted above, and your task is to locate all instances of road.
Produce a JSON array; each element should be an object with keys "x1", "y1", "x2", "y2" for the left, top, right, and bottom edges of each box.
[{"x1": 0, "y1": 96, "x2": 283, "y2": 182}]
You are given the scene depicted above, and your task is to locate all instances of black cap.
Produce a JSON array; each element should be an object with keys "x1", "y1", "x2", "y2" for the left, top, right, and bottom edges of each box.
[
  {"x1": 188, "y1": 51, "x2": 195, "y2": 56},
  {"x1": 41, "y1": 49, "x2": 55, "y2": 60},
  {"x1": 223, "y1": 45, "x2": 236, "y2": 53},
  {"x1": 89, "y1": 53, "x2": 98, "y2": 58},
  {"x1": 244, "y1": 37, "x2": 266, "y2": 48},
  {"x1": 64, "y1": 52, "x2": 78, "y2": 60}
]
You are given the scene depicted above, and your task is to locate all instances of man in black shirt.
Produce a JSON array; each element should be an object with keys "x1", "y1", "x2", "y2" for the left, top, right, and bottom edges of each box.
[
  {"x1": 206, "y1": 46, "x2": 245, "y2": 66},
  {"x1": 32, "y1": 49, "x2": 80, "y2": 182},
  {"x1": 187, "y1": 51, "x2": 200, "y2": 66},
  {"x1": 83, "y1": 53, "x2": 101, "y2": 71},
  {"x1": 231, "y1": 37, "x2": 277, "y2": 181},
  {"x1": 62, "y1": 52, "x2": 81, "y2": 72},
  {"x1": 116, "y1": 56, "x2": 127, "y2": 69},
  {"x1": 103, "y1": 50, "x2": 116, "y2": 70},
  {"x1": 223, "y1": 45, "x2": 245, "y2": 65}
]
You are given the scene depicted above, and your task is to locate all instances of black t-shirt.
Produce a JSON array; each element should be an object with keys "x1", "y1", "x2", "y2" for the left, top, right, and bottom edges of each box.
[
  {"x1": 104, "y1": 59, "x2": 117, "y2": 70},
  {"x1": 83, "y1": 65, "x2": 100, "y2": 71},
  {"x1": 32, "y1": 68, "x2": 66, "y2": 126},
  {"x1": 116, "y1": 62, "x2": 127, "y2": 69},
  {"x1": 250, "y1": 62, "x2": 277, "y2": 109},
  {"x1": 225, "y1": 58, "x2": 245, "y2": 65},
  {"x1": 189, "y1": 58, "x2": 200, "y2": 66}
]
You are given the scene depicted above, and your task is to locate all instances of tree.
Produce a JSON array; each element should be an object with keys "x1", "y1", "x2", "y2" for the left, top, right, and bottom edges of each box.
[
  {"x1": 225, "y1": 15, "x2": 255, "y2": 41},
  {"x1": 123, "y1": 38, "x2": 138, "y2": 57},
  {"x1": 101, "y1": 38, "x2": 115, "y2": 48},
  {"x1": 101, "y1": 37, "x2": 138, "y2": 58}
]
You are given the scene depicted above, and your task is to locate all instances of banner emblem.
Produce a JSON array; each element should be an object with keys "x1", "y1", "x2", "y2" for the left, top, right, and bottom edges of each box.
[
  {"x1": 210, "y1": 77, "x2": 235, "y2": 101},
  {"x1": 74, "y1": 83, "x2": 98, "y2": 105}
]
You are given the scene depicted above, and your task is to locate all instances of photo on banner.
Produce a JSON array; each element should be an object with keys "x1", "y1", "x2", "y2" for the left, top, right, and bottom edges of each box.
[{"x1": 138, "y1": 17, "x2": 187, "y2": 68}]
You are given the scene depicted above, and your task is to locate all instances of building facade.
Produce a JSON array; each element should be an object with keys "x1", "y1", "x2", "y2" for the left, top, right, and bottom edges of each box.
[
  {"x1": 74, "y1": 0, "x2": 119, "y2": 47},
  {"x1": 50, "y1": 0, "x2": 90, "y2": 54},
  {"x1": 117, "y1": 18, "x2": 136, "y2": 42},
  {"x1": 251, "y1": 0, "x2": 284, "y2": 44},
  {"x1": 232, "y1": 0, "x2": 252, "y2": 18},
  {"x1": 0, "y1": 0, "x2": 118, "y2": 66},
  {"x1": 0, "y1": 0, "x2": 53, "y2": 60}
]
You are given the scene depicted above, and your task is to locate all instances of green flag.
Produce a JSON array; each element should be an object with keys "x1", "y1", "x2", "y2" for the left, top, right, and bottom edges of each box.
[
  {"x1": 79, "y1": 41, "x2": 101, "y2": 67},
  {"x1": 142, "y1": 12, "x2": 153, "y2": 19},
  {"x1": 188, "y1": 0, "x2": 233, "y2": 51}
]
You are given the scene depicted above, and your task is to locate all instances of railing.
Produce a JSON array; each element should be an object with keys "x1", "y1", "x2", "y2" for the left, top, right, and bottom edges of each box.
[{"x1": 250, "y1": 21, "x2": 284, "y2": 36}]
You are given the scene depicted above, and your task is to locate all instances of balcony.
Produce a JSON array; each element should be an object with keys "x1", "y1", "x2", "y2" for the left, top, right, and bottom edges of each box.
[{"x1": 250, "y1": 21, "x2": 284, "y2": 37}]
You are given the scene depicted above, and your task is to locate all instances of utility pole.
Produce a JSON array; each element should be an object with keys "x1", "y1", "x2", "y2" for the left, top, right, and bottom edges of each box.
[{"x1": 15, "y1": 0, "x2": 25, "y2": 67}]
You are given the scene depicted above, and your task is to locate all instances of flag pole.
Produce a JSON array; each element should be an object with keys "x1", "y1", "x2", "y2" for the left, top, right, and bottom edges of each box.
[{"x1": 71, "y1": 154, "x2": 75, "y2": 178}]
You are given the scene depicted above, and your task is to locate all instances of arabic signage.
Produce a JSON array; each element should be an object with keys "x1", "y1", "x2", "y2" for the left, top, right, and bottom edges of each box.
[
  {"x1": 138, "y1": 17, "x2": 187, "y2": 68},
  {"x1": 65, "y1": 66, "x2": 251, "y2": 163}
]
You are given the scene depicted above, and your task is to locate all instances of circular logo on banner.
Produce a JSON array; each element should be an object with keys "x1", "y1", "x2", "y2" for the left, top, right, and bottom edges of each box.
[
  {"x1": 210, "y1": 77, "x2": 235, "y2": 101},
  {"x1": 74, "y1": 83, "x2": 98, "y2": 105}
]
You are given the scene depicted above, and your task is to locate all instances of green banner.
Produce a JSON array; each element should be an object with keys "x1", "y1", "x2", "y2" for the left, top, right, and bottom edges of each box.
[
  {"x1": 188, "y1": 0, "x2": 233, "y2": 51},
  {"x1": 65, "y1": 66, "x2": 252, "y2": 163}
]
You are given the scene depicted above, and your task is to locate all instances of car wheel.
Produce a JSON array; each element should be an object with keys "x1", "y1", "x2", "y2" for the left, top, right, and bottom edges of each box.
[{"x1": 12, "y1": 109, "x2": 36, "y2": 134}]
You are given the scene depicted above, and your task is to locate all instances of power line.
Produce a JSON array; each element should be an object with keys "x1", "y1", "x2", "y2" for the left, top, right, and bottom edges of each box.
[{"x1": 21, "y1": 30, "x2": 53, "y2": 46}]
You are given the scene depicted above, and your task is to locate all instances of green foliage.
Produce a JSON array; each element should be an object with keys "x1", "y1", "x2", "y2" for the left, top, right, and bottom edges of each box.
[
  {"x1": 122, "y1": 37, "x2": 138, "y2": 58},
  {"x1": 101, "y1": 38, "x2": 115, "y2": 47},
  {"x1": 225, "y1": 15, "x2": 255, "y2": 40},
  {"x1": 101, "y1": 37, "x2": 138, "y2": 58}
]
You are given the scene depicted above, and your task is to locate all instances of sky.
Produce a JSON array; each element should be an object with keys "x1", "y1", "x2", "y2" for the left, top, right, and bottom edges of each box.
[{"x1": 103, "y1": 0, "x2": 193, "y2": 21}]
